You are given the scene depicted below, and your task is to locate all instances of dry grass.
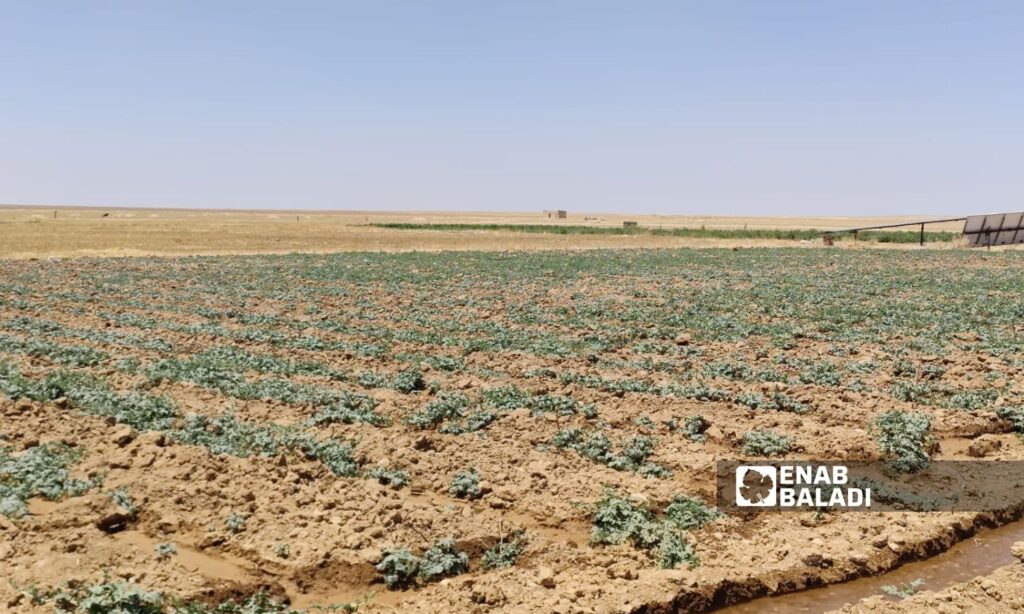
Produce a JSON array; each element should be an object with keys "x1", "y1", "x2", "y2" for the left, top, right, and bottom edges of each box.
[{"x1": 0, "y1": 205, "x2": 974, "y2": 258}]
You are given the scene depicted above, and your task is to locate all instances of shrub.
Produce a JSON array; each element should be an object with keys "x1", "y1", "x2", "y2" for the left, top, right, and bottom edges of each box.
[
  {"x1": 449, "y1": 467, "x2": 482, "y2": 500},
  {"x1": 418, "y1": 538, "x2": 469, "y2": 582},
  {"x1": 376, "y1": 548, "x2": 421, "y2": 589},
  {"x1": 741, "y1": 429, "x2": 792, "y2": 457},
  {"x1": 875, "y1": 411, "x2": 934, "y2": 473}
]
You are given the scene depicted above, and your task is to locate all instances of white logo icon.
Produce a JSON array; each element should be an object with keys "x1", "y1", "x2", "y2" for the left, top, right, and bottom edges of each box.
[{"x1": 735, "y1": 465, "x2": 777, "y2": 507}]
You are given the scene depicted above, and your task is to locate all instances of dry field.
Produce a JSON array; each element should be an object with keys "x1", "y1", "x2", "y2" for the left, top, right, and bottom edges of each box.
[
  {"x1": 2, "y1": 246, "x2": 1024, "y2": 613},
  {"x1": 0, "y1": 206, "x2": 971, "y2": 258}
]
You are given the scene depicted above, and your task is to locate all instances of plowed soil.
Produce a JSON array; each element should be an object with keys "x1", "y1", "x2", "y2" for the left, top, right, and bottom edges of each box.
[{"x1": 1, "y1": 248, "x2": 1023, "y2": 613}]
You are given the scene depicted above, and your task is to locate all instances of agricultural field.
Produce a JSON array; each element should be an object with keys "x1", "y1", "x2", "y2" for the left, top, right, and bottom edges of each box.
[
  {"x1": 2, "y1": 247, "x2": 1024, "y2": 613},
  {"x1": 0, "y1": 206, "x2": 971, "y2": 259}
]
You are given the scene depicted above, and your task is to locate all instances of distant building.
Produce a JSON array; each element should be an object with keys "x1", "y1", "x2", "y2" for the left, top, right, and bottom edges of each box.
[
  {"x1": 544, "y1": 210, "x2": 568, "y2": 219},
  {"x1": 623, "y1": 221, "x2": 638, "y2": 228}
]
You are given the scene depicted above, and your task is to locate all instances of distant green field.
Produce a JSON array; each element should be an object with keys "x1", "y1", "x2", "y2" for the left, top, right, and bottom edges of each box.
[{"x1": 370, "y1": 223, "x2": 957, "y2": 243}]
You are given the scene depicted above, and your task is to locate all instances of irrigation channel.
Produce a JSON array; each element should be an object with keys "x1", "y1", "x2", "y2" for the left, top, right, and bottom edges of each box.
[{"x1": 714, "y1": 518, "x2": 1024, "y2": 613}]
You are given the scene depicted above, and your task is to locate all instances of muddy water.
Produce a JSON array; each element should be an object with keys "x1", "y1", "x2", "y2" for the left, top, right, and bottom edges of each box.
[
  {"x1": 114, "y1": 530, "x2": 253, "y2": 583},
  {"x1": 715, "y1": 519, "x2": 1024, "y2": 613}
]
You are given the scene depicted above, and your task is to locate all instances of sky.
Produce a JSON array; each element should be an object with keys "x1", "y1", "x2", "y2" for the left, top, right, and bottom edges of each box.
[{"x1": 1, "y1": 1, "x2": 1022, "y2": 216}]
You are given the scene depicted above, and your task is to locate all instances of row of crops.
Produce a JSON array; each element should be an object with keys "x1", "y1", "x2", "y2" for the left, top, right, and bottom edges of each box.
[{"x1": 2, "y1": 248, "x2": 1023, "y2": 611}]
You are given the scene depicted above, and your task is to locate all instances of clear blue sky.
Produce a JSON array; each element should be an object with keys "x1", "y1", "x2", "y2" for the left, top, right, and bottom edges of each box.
[{"x1": 2, "y1": 2, "x2": 1021, "y2": 215}]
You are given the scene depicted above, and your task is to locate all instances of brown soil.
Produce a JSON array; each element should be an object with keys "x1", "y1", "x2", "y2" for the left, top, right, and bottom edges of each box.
[{"x1": 1, "y1": 250, "x2": 1023, "y2": 613}]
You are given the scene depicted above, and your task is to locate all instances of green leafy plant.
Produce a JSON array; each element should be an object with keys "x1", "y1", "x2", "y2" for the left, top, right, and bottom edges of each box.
[
  {"x1": 881, "y1": 578, "x2": 925, "y2": 599},
  {"x1": 874, "y1": 411, "x2": 934, "y2": 473},
  {"x1": 588, "y1": 487, "x2": 699, "y2": 569},
  {"x1": 664, "y1": 494, "x2": 720, "y2": 530},
  {"x1": 376, "y1": 547, "x2": 421, "y2": 589},
  {"x1": 996, "y1": 406, "x2": 1024, "y2": 432},
  {"x1": 109, "y1": 487, "x2": 138, "y2": 519},
  {"x1": 390, "y1": 369, "x2": 426, "y2": 394},
  {"x1": 174, "y1": 592, "x2": 301, "y2": 613},
  {"x1": 551, "y1": 429, "x2": 671, "y2": 478},
  {"x1": 654, "y1": 523, "x2": 699, "y2": 570},
  {"x1": 418, "y1": 538, "x2": 469, "y2": 582},
  {"x1": 683, "y1": 415, "x2": 708, "y2": 442},
  {"x1": 39, "y1": 579, "x2": 164, "y2": 614},
  {"x1": 0, "y1": 443, "x2": 97, "y2": 519},
  {"x1": 225, "y1": 513, "x2": 248, "y2": 534},
  {"x1": 26, "y1": 577, "x2": 301, "y2": 614},
  {"x1": 449, "y1": 466, "x2": 482, "y2": 500},
  {"x1": 306, "y1": 395, "x2": 389, "y2": 427},
  {"x1": 481, "y1": 385, "x2": 530, "y2": 410},
  {"x1": 438, "y1": 410, "x2": 498, "y2": 435},
  {"x1": 406, "y1": 392, "x2": 469, "y2": 429},
  {"x1": 481, "y1": 531, "x2": 527, "y2": 570},
  {"x1": 741, "y1": 429, "x2": 792, "y2": 457},
  {"x1": 155, "y1": 542, "x2": 177, "y2": 561},
  {"x1": 366, "y1": 467, "x2": 410, "y2": 490}
]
